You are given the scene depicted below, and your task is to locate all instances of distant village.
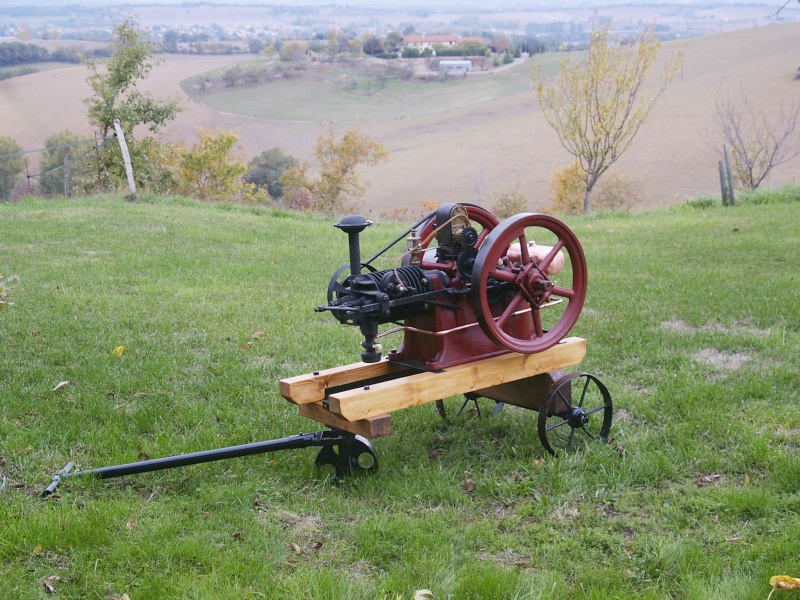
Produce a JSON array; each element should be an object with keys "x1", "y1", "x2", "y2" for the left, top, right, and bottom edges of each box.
[{"x1": 3, "y1": 1, "x2": 795, "y2": 60}]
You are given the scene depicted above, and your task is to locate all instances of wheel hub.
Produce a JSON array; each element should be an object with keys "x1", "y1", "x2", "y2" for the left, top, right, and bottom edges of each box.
[{"x1": 567, "y1": 406, "x2": 590, "y2": 428}]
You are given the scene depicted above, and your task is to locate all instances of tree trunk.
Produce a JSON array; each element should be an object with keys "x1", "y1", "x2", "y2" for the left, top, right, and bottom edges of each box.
[{"x1": 583, "y1": 186, "x2": 594, "y2": 215}]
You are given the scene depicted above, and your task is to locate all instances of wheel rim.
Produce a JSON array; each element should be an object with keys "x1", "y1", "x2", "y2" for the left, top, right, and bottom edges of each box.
[
  {"x1": 471, "y1": 213, "x2": 588, "y2": 354},
  {"x1": 315, "y1": 435, "x2": 379, "y2": 477},
  {"x1": 537, "y1": 372, "x2": 612, "y2": 456}
]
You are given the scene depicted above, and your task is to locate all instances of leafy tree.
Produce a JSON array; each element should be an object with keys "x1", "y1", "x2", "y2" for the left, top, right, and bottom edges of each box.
[
  {"x1": 39, "y1": 130, "x2": 86, "y2": 196},
  {"x1": 279, "y1": 41, "x2": 307, "y2": 62},
  {"x1": 711, "y1": 89, "x2": 800, "y2": 190},
  {"x1": 81, "y1": 16, "x2": 182, "y2": 192},
  {"x1": 84, "y1": 17, "x2": 181, "y2": 140},
  {"x1": 0, "y1": 136, "x2": 25, "y2": 200},
  {"x1": 0, "y1": 41, "x2": 49, "y2": 66},
  {"x1": 326, "y1": 30, "x2": 339, "y2": 59},
  {"x1": 244, "y1": 148, "x2": 298, "y2": 199},
  {"x1": 386, "y1": 30, "x2": 403, "y2": 53},
  {"x1": 532, "y1": 19, "x2": 681, "y2": 214},
  {"x1": 280, "y1": 127, "x2": 388, "y2": 213},
  {"x1": 177, "y1": 129, "x2": 267, "y2": 203},
  {"x1": 362, "y1": 36, "x2": 383, "y2": 57}
]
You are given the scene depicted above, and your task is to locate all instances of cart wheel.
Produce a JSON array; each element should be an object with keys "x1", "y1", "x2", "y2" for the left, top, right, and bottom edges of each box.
[
  {"x1": 471, "y1": 213, "x2": 587, "y2": 354},
  {"x1": 537, "y1": 372, "x2": 612, "y2": 456},
  {"x1": 315, "y1": 434, "x2": 378, "y2": 476}
]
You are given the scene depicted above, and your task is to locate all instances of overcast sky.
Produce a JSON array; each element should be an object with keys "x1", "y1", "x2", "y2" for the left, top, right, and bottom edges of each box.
[{"x1": 9, "y1": 0, "x2": 791, "y2": 7}]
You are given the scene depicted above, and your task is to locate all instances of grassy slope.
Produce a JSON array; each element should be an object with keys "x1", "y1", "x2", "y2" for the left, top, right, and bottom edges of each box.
[
  {"x1": 186, "y1": 57, "x2": 555, "y2": 123},
  {"x1": 1, "y1": 196, "x2": 799, "y2": 599}
]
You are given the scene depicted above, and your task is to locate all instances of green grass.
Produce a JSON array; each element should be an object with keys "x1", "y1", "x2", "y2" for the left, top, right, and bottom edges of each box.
[
  {"x1": 183, "y1": 55, "x2": 561, "y2": 123},
  {"x1": 1, "y1": 193, "x2": 799, "y2": 599}
]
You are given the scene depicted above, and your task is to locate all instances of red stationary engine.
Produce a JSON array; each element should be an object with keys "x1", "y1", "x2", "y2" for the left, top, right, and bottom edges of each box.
[{"x1": 317, "y1": 203, "x2": 588, "y2": 370}]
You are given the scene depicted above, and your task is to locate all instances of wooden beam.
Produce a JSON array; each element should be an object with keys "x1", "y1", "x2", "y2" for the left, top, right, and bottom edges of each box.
[
  {"x1": 327, "y1": 337, "x2": 586, "y2": 421},
  {"x1": 298, "y1": 402, "x2": 392, "y2": 439},
  {"x1": 472, "y1": 370, "x2": 566, "y2": 411},
  {"x1": 280, "y1": 359, "x2": 410, "y2": 405}
]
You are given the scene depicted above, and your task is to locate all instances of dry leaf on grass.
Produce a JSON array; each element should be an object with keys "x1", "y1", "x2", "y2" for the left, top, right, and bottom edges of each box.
[
  {"x1": 290, "y1": 542, "x2": 302, "y2": 555},
  {"x1": 112, "y1": 345, "x2": 125, "y2": 357},
  {"x1": 414, "y1": 590, "x2": 434, "y2": 600},
  {"x1": 41, "y1": 575, "x2": 61, "y2": 594},
  {"x1": 771, "y1": 575, "x2": 800, "y2": 588},
  {"x1": 51, "y1": 381, "x2": 69, "y2": 392},
  {"x1": 768, "y1": 575, "x2": 800, "y2": 599}
]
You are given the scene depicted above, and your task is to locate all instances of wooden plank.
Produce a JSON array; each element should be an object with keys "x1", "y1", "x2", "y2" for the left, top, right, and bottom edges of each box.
[
  {"x1": 298, "y1": 403, "x2": 392, "y2": 439},
  {"x1": 280, "y1": 359, "x2": 409, "y2": 405},
  {"x1": 327, "y1": 337, "x2": 586, "y2": 421}
]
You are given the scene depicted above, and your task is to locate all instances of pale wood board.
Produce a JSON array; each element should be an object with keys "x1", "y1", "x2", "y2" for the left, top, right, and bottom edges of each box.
[{"x1": 326, "y1": 337, "x2": 586, "y2": 421}]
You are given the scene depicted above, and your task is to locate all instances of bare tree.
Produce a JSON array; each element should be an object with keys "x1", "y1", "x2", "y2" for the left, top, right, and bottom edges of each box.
[
  {"x1": 533, "y1": 18, "x2": 682, "y2": 214},
  {"x1": 712, "y1": 89, "x2": 800, "y2": 189}
]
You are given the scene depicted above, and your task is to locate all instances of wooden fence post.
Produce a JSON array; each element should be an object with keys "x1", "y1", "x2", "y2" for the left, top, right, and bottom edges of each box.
[
  {"x1": 113, "y1": 119, "x2": 137, "y2": 202},
  {"x1": 718, "y1": 160, "x2": 729, "y2": 206},
  {"x1": 64, "y1": 152, "x2": 71, "y2": 198},
  {"x1": 723, "y1": 145, "x2": 735, "y2": 206}
]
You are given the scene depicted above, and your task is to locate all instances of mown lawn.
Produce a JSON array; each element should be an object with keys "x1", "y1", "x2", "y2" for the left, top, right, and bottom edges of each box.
[{"x1": 1, "y1": 193, "x2": 799, "y2": 599}]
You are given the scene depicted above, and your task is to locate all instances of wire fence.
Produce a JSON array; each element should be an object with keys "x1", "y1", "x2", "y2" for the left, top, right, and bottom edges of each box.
[{"x1": 0, "y1": 135, "x2": 115, "y2": 202}]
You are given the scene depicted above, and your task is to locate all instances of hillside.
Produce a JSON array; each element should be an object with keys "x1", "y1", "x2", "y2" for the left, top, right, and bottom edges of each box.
[{"x1": 2, "y1": 21, "x2": 799, "y2": 212}]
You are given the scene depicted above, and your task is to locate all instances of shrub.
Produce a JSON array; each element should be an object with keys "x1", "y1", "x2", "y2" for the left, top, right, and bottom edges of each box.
[
  {"x1": 490, "y1": 187, "x2": 529, "y2": 219},
  {"x1": 245, "y1": 148, "x2": 298, "y2": 199},
  {"x1": 548, "y1": 163, "x2": 643, "y2": 215},
  {"x1": 548, "y1": 162, "x2": 584, "y2": 215},
  {"x1": 593, "y1": 170, "x2": 645, "y2": 211},
  {"x1": 0, "y1": 136, "x2": 24, "y2": 201}
]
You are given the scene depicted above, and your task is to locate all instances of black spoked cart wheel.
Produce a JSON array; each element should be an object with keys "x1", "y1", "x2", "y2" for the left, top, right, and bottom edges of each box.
[
  {"x1": 537, "y1": 372, "x2": 612, "y2": 456},
  {"x1": 314, "y1": 433, "x2": 379, "y2": 477}
]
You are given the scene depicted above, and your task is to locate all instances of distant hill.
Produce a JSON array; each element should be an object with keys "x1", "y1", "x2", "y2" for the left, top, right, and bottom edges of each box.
[{"x1": 2, "y1": 21, "x2": 798, "y2": 213}]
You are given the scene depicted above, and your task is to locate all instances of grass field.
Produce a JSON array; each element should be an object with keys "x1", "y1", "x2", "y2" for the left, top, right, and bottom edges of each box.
[
  {"x1": 184, "y1": 56, "x2": 558, "y2": 123},
  {"x1": 1, "y1": 191, "x2": 799, "y2": 598}
]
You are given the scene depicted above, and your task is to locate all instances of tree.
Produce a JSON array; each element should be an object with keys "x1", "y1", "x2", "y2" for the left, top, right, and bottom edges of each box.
[
  {"x1": 280, "y1": 127, "x2": 388, "y2": 213},
  {"x1": 40, "y1": 130, "x2": 85, "y2": 196},
  {"x1": 533, "y1": 19, "x2": 682, "y2": 214},
  {"x1": 0, "y1": 136, "x2": 25, "y2": 200},
  {"x1": 326, "y1": 30, "x2": 339, "y2": 59},
  {"x1": 711, "y1": 89, "x2": 800, "y2": 190},
  {"x1": 177, "y1": 129, "x2": 267, "y2": 203},
  {"x1": 244, "y1": 148, "x2": 298, "y2": 199},
  {"x1": 362, "y1": 36, "x2": 383, "y2": 57},
  {"x1": 82, "y1": 16, "x2": 181, "y2": 192},
  {"x1": 279, "y1": 41, "x2": 307, "y2": 62},
  {"x1": 84, "y1": 16, "x2": 181, "y2": 140}
]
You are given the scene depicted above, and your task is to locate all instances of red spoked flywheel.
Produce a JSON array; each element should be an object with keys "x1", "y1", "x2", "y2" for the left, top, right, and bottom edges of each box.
[{"x1": 470, "y1": 213, "x2": 588, "y2": 354}]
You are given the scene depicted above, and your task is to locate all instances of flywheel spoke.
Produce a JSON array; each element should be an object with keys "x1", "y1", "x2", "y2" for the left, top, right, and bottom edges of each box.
[{"x1": 471, "y1": 213, "x2": 587, "y2": 354}]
